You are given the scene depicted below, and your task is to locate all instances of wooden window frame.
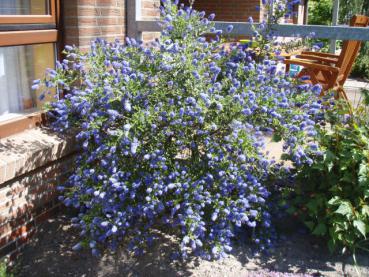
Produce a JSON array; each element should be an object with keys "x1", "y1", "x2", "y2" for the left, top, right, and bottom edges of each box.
[
  {"x1": 0, "y1": 0, "x2": 60, "y2": 139},
  {"x1": 0, "y1": 0, "x2": 57, "y2": 24},
  {"x1": 0, "y1": 30, "x2": 58, "y2": 46}
]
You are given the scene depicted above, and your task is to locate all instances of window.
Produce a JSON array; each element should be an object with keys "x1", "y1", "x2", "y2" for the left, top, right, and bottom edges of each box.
[
  {"x1": 0, "y1": 0, "x2": 59, "y2": 138},
  {"x1": 0, "y1": 1, "x2": 49, "y2": 15},
  {"x1": 0, "y1": 0, "x2": 56, "y2": 23}
]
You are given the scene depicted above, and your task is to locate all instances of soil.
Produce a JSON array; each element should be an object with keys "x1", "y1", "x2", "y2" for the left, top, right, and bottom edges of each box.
[{"x1": 13, "y1": 214, "x2": 369, "y2": 277}]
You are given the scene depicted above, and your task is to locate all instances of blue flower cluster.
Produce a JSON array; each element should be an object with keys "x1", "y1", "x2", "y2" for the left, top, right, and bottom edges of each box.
[
  {"x1": 249, "y1": 0, "x2": 307, "y2": 61},
  {"x1": 37, "y1": 0, "x2": 322, "y2": 259}
]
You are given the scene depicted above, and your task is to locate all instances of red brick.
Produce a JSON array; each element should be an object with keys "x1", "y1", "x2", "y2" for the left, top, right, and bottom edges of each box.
[
  {"x1": 34, "y1": 204, "x2": 61, "y2": 225},
  {"x1": 65, "y1": 17, "x2": 123, "y2": 26},
  {"x1": 64, "y1": 0, "x2": 125, "y2": 47},
  {"x1": 65, "y1": 26, "x2": 124, "y2": 37},
  {"x1": 142, "y1": 1, "x2": 159, "y2": 9},
  {"x1": 0, "y1": 150, "x2": 73, "y2": 259},
  {"x1": 16, "y1": 228, "x2": 36, "y2": 247},
  {"x1": 79, "y1": 0, "x2": 122, "y2": 5},
  {"x1": 0, "y1": 203, "x2": 32, "y2": 225},
  {"x1": 142, "y1": 8, "x2": 160, "y2": 18},
  {"x1": 9, "y1": 221, "x2": 34, "y2": 241},
  {"x1": 188, "y1": 0, "x2": 263, "y2": 22},
  {"x1": 0, "y1": 236, "x2": 9, "y2": 249},
  {"x1": 0, "y1": 223, "x2": 12, "y2": 237}
]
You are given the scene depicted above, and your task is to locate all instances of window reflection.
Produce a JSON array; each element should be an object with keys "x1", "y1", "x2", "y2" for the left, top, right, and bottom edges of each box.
[
  {"x1": 0, "y1": 43, "x2": 55, "y2": 121},
  {"x1": 0, "y1": 0, "x2": 50, "y2": 15}
]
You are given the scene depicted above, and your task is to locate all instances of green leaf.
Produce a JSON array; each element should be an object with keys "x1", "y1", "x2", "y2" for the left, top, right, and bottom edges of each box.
[
  {"x1": 327, "y1": 239, "x2": 335, "y2": 253},
  {"x1": 307, "y1": 199, "x2": 320, "y2": 213},
  {"x1": 286, "y1": 207, "x2": 296, "y2": 214},
  {"x1": 305, "y1": 221, "x2": 314, "y2": 230},
  {"x1": 312, "y1": 163, "x2": 325, "y2": 170},
  {"x1": 362, "y1": 88, "x2": 369, "y2": 106},
  {"x1": 328, "y1": 196, "x2": 341, "y2": 205},
  {"x1": 271, "y1": 133, "x2": 282, "y2": 142},
  {"x1": 324, "y1": 150, "x2": 335, "y2": 163},
  {"x1": 324, "y1": 150, "x2": 335, "y2": 172},
  {"x1": 327, "y1": 162, "x2": 334, "y2": 172},
  {"x1": 340, "y1": 172, "x2": 353, "y2": 183},
  {"x1": 312, "y1": 223, "x2": 327, "y2": 236},
  {"x1": 334, "y1": 202, "x2": 353, "y2": 217},
  {"x1": 280, "y1": 153, "x2": 290, "y2": 161},
  {"x1": 362, "y1": 205, "x2": 369, "y2": 216},
  {"x1": 353, "y1": 220, "x2": 366, "y2": 238},
  {"x1": 358, "y1": 163, "x2": 369, "y2": 186}
]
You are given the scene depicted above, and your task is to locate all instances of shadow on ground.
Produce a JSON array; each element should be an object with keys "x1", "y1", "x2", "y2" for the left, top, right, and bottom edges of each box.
[{"x1": 15, "y1": 214, "x2": 369, "y2": 277}]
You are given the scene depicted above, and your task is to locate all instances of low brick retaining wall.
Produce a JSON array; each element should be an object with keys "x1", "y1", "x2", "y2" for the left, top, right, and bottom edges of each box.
[{"x1": 0, "y1": 128, "x2": 75, "y2": 261}]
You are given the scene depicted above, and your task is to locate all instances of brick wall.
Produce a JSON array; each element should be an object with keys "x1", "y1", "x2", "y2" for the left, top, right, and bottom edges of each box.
[
  {"x1": 63, "y1": 0, "x2": 126, "y2": 50},
  {"x1": 184, "y1": 1, "x2": 305, "y2": 24},
  {"x1": 141, "y1": 0, "x2": 161, "y2": 42},
  {"x1": 141, "y1": 0, "x2": 160, "y2": 20},
  {"x1": 0, "y1": 128, "x2": 75, "y2": 261},
  {"x1": 0, "y1": 155, "x2": 74, "y2": 261},
  {"x1": 186, "y1": 0, "x2": 263, "y2": 22},
  {"x1": 62, "y1": 0, "x2": 162, "y2": 48}
]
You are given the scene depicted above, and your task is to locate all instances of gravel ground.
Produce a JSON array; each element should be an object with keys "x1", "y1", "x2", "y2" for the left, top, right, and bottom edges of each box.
[{"x1": 12, "y1": 214, "x2": 369, "y2": 277}]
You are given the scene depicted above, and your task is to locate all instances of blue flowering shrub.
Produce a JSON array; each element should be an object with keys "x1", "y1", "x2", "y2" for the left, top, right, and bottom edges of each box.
[{"x1": 36, "y1": 1, "x2": 322, "y2": 259}]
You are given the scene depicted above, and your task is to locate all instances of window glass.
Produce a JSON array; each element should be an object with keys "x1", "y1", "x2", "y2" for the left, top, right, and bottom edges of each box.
[
  {"x1": 0, "y1": 0, "x2": 50, "y2": 15},
  {"x1": 0, "y1": 43, "x2": 55, "y2": 121}
]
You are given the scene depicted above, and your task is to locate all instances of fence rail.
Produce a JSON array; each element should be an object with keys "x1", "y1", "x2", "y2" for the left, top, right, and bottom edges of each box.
[
  {"x1": 127, "y1": 0, "x2": 369, "y2": 42},
  {"x1": 134, "y1": 20, "x2": 369, "y2": 41}
]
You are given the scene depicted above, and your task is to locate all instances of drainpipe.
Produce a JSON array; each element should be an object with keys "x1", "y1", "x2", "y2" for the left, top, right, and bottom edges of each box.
[{"x1": 329, "y1": 0, "x2": 340, "y2": 53}]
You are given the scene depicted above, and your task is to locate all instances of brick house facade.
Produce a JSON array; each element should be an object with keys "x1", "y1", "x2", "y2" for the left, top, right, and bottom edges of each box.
[
  {"x1": 192, "y1": 0, "x2": 264, "y2": 22},
  {"x1": 0, "y1": 0, "x2": 306, "y2": 261}
]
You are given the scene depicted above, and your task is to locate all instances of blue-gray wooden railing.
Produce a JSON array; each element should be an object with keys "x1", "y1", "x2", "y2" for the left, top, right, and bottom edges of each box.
[{"x1": 127, "y1": 0, "x2": 369, "y2": 42}]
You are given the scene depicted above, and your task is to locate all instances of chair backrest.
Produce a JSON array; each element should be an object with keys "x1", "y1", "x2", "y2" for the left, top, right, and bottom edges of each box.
[{"x1": 337, "y1": 15, "x2": 369, "y2": 85}]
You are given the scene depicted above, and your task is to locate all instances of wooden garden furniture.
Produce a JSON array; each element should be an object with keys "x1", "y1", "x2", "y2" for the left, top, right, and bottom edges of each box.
[{"x1": 284, "y1": 15, "x2": 369, "y2": 101}]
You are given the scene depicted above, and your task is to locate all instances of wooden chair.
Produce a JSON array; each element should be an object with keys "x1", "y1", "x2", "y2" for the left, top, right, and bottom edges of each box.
[{"x1": 284, "y1": 15, "x2": 369, "y2": 101}]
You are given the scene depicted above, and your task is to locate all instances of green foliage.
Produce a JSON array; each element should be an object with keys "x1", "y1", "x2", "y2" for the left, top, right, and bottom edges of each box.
[
  {"x1": 339, "y1": 0, "x2": 368, "y2": 24},
  {"x1": 288, "y1": 97, "x2": 369, "y2": 253},
  {"x1": 307, "y1": 0, "x2": 369, "y2": 78},
  {"x1": 348, "y1": 0, "x2": 369, "y2": 80},
  {"x1": 308, "y1": 0, "x2": 332, "y2": 25},
  {"x1": 0, "y1": 260, "x2": 13, "y2": 277},
  {"x1": 351, "y1": 42, "x2": 369, "y2": 80},
  {"x1": 308, "y1": 0, "x2": 367, "y2": 26}
]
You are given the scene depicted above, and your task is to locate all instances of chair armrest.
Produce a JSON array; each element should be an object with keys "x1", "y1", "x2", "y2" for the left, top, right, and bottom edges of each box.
[
  {"x1": 279, "y1": 50, "x2": 303, "y2": 58},
  {"x1": 296, "y1": 54, "x2": 339, "y2": 64},
  {"x1": 284, "y1": 58, "x2": 340, "y2": 73},
  {"x1": 301, "y1": 51, "x2": 340, "y2": 58}
]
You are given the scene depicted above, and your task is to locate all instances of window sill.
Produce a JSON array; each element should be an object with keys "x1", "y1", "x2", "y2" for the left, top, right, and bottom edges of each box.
[
  {"x1": 0, "y1": 111, "x2": 48, "y2": 139},
  {"x1": 0, "y1": 127, "x2": 75, "y2": 184}
]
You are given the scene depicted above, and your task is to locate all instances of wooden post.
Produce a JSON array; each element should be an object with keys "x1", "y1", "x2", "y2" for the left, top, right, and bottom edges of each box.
[
  {"x1": 268, "y1": 0, "x2": 274, "y2": 21},
  {"x1": 330, "y1": 0, "x2": 340, "y2": 53},
  {"x1": 303, "y1": 0, "x2": 309, "y2": 25},
  {"x1": 126, "y1": 0, "x2": 143, "y2": 41}
]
